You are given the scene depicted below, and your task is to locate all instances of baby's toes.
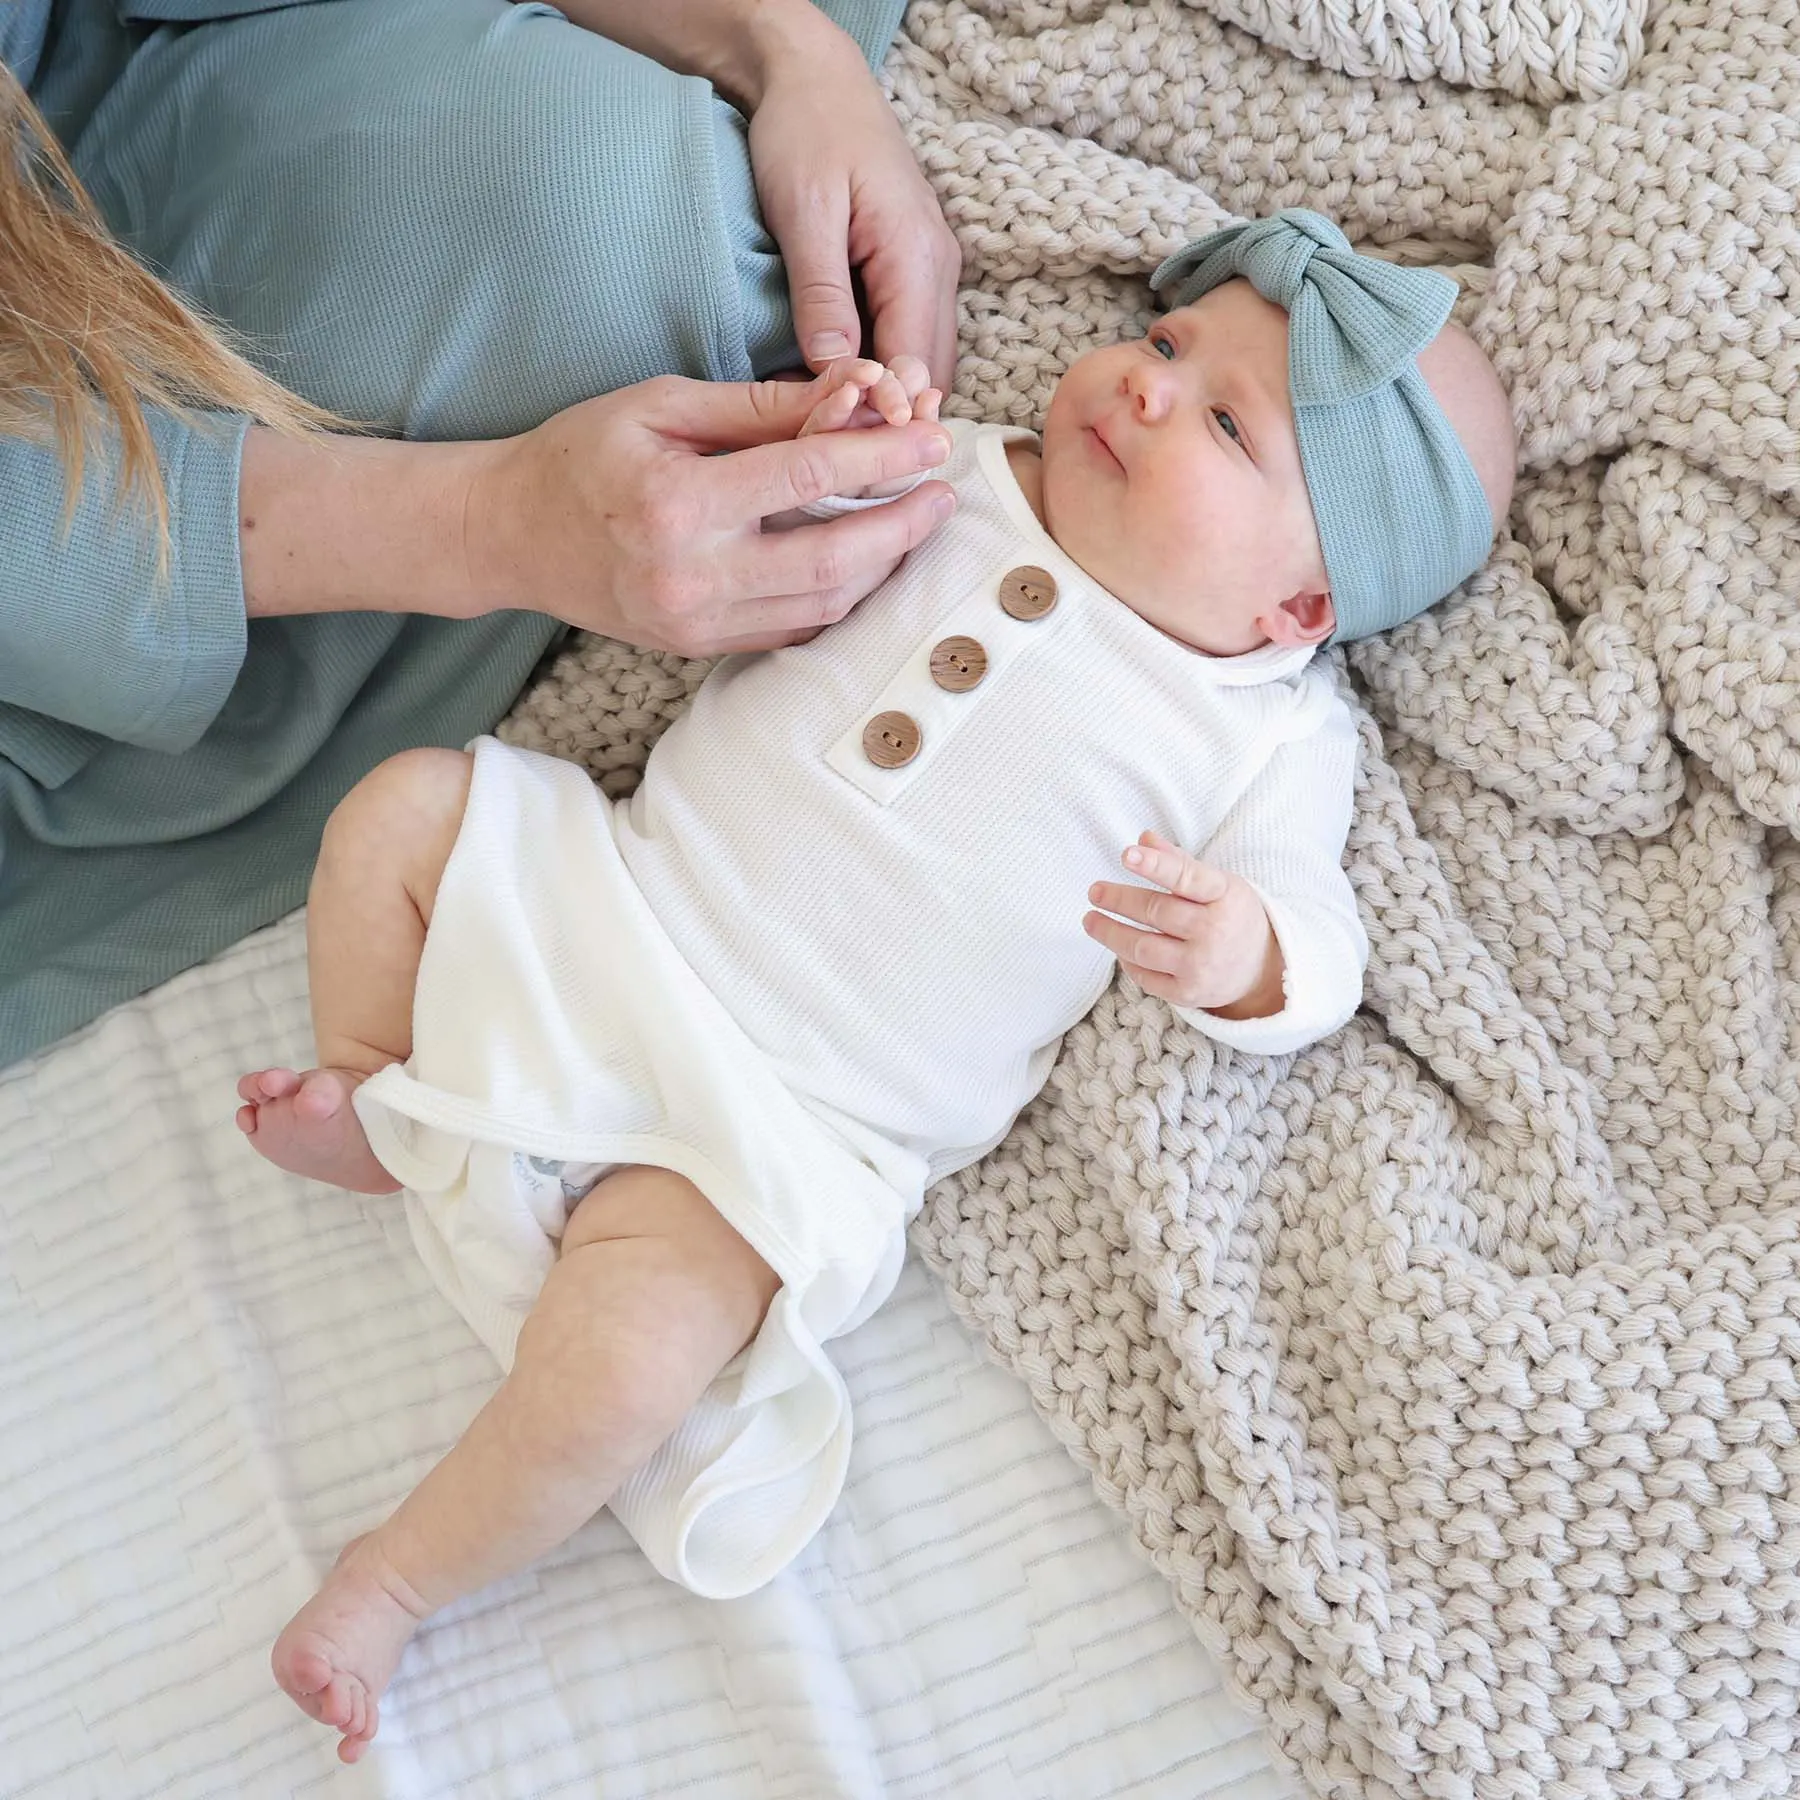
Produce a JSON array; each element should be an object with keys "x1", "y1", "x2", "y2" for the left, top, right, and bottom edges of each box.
[
  {"x1": 916, "y1": 388, "x2": 944, "y2": 424},
  {"x1": 320, "y1": 1670, "x2": 362, "y2": 1732},
  {"x1": 275, "y1": 1642, "x2": 334, "y2": 1712},
  {"x1": 335, "y1": 1687, "x2": 379, "y2": 1764},
  {"x1": 239, "y1": 1068, "x2": 299, "y2": 1103},
  {"x1": 293, "y1": 1071, "x2": 349, "y2": 1124}
]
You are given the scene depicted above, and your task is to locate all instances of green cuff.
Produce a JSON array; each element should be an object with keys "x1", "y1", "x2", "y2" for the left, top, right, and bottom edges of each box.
[{"x1": 151, "y1": 409, "x2": 254, "y2": 751}]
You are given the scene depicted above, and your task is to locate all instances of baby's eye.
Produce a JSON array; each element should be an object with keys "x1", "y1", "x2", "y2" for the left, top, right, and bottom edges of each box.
[
  {"x1": 1213, "y1": 409, "x2": 1242, "y2": 444},
  {"x1": 1149, "y1": 330, "x2": 1177, "y2": 361}
]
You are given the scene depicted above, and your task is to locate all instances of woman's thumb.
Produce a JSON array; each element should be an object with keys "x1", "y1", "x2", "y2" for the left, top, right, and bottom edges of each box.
[{"x1": 780, "y1": 206, "x2": 862, "y2": 368}]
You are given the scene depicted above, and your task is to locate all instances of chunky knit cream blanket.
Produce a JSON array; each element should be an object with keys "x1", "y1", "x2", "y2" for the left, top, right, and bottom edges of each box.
[{"x1": 502, "y1": 2, "x2": 1800, "y2": 1792}]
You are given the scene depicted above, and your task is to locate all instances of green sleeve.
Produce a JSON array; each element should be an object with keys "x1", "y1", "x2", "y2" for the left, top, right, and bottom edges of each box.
[{"x1": 0, "y1": 409, "x2": 251, "y2": 754}]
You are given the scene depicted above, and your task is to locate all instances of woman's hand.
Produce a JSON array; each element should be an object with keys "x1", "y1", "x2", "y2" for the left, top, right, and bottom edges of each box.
[
  {"x1": 463, "y1": 373, "x2": 954, "y2": 655},
  {"x1": 745, "y1": 14, "x2": 960, "y2": 388},
  {"x1": 549, "y1": 1, "x2": 960, "y2": 387},
  {"x1": 240, "y1": 376, "x2": 954, "y2": 654}
]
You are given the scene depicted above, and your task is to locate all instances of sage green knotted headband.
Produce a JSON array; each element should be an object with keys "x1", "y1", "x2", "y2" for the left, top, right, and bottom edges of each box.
[{"x1": 1151, "y1": 209, "x2": 1495, "y2": 643}]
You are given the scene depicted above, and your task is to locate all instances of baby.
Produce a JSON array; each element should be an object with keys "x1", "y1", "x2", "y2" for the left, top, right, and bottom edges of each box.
[{"x1": 236, "y1": 210, "x2": 1516, "y2": 1762}]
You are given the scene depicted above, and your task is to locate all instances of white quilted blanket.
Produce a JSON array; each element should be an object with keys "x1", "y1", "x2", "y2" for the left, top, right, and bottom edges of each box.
[{"x1": 502, "y1": 2, "x2": 1800, "y2": 1794}]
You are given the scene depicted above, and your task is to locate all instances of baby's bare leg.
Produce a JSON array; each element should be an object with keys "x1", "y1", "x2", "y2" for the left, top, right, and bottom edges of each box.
[
  {"x1": 238, "y1": 747, "x2": 472, "y2": 1192},
  {"x1": 272, "y1": 1165, "x2": 779, "y2": 1762}
]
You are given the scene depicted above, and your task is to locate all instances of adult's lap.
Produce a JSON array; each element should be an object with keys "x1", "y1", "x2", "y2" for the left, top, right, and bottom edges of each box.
[{"x1": 68, "y1": 0, "x2": 795, "y2": 437}]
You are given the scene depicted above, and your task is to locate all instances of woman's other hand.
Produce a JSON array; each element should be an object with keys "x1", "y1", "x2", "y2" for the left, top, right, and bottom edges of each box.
[
  {"x1": 745, "y1": 11, "x2": 960, "y2": 388},
  {"x1": 551, "y1": 1, "x2": 960, "y2": 389}
]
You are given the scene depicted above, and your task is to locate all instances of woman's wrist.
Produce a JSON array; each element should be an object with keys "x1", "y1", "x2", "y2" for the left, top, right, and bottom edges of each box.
[
  {"x1": 239, "y1": 427, "x2": 504, "y2": 622},
  {"x1": 727, "y1": 0, "x2": 858, "y2": 111},
  {"x1": 548, "y1": 0, "x2": 852, "y2": 113}
]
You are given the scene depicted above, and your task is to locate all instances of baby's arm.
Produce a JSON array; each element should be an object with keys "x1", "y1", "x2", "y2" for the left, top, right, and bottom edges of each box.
[{"x1": 1084, "y1": 698, "x2": 1366, "y2": 1056}]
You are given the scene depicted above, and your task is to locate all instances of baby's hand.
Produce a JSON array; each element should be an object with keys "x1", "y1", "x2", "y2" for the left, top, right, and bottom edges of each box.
[
  {"x1": 1084, "y1": 831, "x2": 1286, "y2": 1019},
  {"x1": 799, "y1": 355, "x2": 942, "y2": 499}
]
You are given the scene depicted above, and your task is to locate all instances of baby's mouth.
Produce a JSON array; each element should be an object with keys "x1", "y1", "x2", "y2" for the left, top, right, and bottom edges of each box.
[{"x1": 1088, "y1": 423, "x2": 1125, "y2": 472}]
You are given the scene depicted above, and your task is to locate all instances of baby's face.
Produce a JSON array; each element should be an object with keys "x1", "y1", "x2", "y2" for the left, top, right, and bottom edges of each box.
[{"x1": 1037, "y1": 280, "x2": 1333, "y2": 656}]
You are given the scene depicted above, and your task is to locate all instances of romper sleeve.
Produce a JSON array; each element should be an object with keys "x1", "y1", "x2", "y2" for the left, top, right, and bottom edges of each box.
[
  {"x1": 0, "y1": 407, "x2": 252, "y2": 753},
  {"x1": 1177, "y1": 689, "x2": 1369, "y2": 1057}
]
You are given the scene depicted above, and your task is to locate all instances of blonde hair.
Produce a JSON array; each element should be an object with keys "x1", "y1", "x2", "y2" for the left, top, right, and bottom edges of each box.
[{"x1": 0, "y1": 64, "x2": 337, "y2": 550}]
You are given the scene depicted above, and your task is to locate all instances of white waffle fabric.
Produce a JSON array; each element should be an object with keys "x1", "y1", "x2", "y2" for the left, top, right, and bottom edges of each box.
[{"x1": 355, "y1": 419, "x2": 1365, "y2": 1598}]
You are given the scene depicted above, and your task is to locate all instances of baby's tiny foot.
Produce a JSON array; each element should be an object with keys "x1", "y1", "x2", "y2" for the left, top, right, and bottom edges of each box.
[
  {"x1": 236, "y1": 1067, "x2": 399, "y2": 1194},
  {"x1": 272, "y1": 1534, "x2": 429, "y2": 1765}
]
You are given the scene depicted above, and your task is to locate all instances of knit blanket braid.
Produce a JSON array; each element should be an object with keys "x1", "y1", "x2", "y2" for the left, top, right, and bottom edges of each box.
[{"x1": 500, "y1": 1, "x2": 1800, "y2": 1791}]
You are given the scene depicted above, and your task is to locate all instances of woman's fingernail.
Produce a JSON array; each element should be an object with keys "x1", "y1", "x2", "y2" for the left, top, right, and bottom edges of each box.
[
  {"x1": 809, "y1": 332, "x2": 853, "y2": 361},
  {"x1": 920, "y1": 431, "x2": 951, "y2": 466}
]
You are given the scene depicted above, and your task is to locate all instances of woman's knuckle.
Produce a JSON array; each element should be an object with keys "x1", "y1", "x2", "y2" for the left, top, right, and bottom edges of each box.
[
  {"x1": 807, "y1": 541, "x2": 851, "y2": 592},
  {"x1": 639, "y1": 488, "x2": 688, "y2": 541},
  {"x1": 789, "y1": 443, "x2": 840, "y2": 506},
  {"x1": 644, "y1": 566, "x2": 696, "y2": 619}
]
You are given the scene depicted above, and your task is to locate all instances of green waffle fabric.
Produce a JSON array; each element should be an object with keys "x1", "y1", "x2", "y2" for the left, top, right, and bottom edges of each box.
[{"x1": 0, "y1": 0, "x2": 907, "y2": 1065}]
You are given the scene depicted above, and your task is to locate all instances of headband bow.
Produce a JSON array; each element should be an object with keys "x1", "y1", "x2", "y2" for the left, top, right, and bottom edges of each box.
[{"x1": 1151, "y1": 209, "x2": 1495, "y2": 642}]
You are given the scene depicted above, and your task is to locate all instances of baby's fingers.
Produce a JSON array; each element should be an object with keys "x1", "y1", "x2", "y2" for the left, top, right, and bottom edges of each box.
[
  {"x1": 887, "y1": 355, "x2": 933, "y2": 404},
  {"x1": 865, "y1": 365, "x2": 915, "y2": 425},
  {"x1": 820, "y1": 356, "x2": 886, "y2": 393},
  {"x1": 1082, "y1": 907, "x2": 1194, "y2": 974},
  {"x1": 798, "y1": 380, "x2": 865, "y2": 437},
  {"x1": 1121, "y1": 832, "x2": 1229, "y2": 903},
  {"x1": 1086, "y1": 880, "x2": 1210, "y2": 944}
]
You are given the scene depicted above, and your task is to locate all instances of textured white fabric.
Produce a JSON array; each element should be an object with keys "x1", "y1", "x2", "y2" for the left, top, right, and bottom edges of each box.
[
  {"x1": 1180, "y1": 0, "x2": 1648, "y2": 102},
  {"x1": 0, "y1": 911, "x2": 1302, "y2": 1800},
  {"x1": 616, "y1": 420, "x2": 1364, "y2": 1175},
  {"x1": 360, "y1": 419, "x2": 1363, "y2": 1598},
  {"x1": 497, "y1": 2, "x2": 1800, "y2": 1792},
  {"x1": 356, "y1": 739, "x2": 920, "y2": 1598}
]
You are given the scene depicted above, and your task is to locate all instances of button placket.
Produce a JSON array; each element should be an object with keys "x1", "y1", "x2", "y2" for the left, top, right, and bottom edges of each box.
[{"x1": 828, "y1": 557, "x2": 1077, "y2": 801}]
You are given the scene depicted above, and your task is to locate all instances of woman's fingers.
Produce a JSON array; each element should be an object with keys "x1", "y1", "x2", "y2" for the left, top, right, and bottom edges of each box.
[
  {"x1": 865, "y1": 216, "x2": 962, "y2": 393},
  {"x1": 743, "y1": 18, "x2": 958, "y2": 386},
  {"x1": 739, "y1": 476, "x2": 955, "y2": 602},
  {"x1": 781, "y1": 199, "x2": 861, "y2": 368},
  {"x1": 644, "y1": 372, "x2": 825, "y2": 450},
  {"x1": 464, "y1": 370, "x2": 955, "y2": 658},
  {"x1": 719, "y1": 420, "x2": 951, "y2": 520}
]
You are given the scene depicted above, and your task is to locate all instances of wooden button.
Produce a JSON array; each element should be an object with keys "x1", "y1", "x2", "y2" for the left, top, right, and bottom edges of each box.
[
  {"x1": 862, "y1": 711, "x2": 922, "y2": 769},
  {"x1": 929, "y1": 635, "x2": 989, "y2": 693},
  {"x1": 998, "y1": 565, "x2": 1058, "y2": 621}
]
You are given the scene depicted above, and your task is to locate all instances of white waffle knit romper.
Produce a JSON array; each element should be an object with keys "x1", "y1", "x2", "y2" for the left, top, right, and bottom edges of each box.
[{"x1": 353, "y1": 419, "x2": 1368, "y2": 1596}]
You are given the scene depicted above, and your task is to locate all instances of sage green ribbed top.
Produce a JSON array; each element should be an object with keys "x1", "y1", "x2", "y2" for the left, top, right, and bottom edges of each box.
[{"x1": 0, "y1": 0, "x2": 906, "y2": 1064}]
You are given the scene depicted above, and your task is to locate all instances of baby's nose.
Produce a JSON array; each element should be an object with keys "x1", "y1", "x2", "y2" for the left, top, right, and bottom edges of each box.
[{"x1": 1124, "y1": 364, "x2": 1174, "y2": 420}]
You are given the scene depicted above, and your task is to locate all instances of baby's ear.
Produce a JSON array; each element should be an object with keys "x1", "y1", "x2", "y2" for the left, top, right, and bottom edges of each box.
[{"x1": 1263, "y1": 589, "x2": 1335, "y2": 647}]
